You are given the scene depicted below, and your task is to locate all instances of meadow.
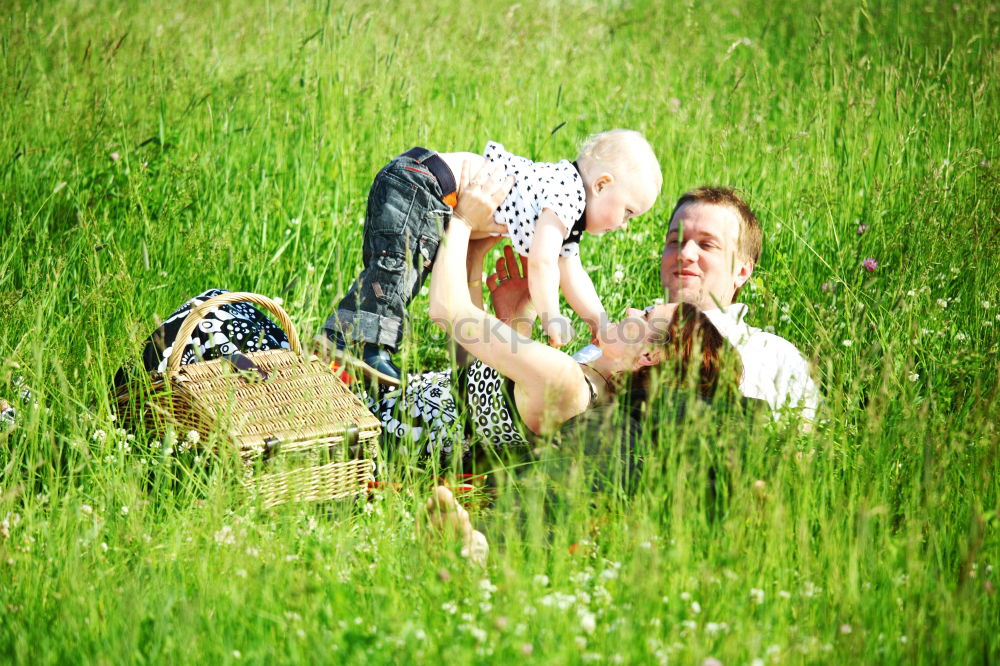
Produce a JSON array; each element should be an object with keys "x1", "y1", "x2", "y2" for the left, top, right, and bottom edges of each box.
[{"x1": 1, "y1": 0, "x2": 998, "y2": 663}]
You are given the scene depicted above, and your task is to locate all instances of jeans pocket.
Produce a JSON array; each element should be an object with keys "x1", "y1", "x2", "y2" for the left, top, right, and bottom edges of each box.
[
  {"x1": 367, "y1": 171, "x2": 418, "y2": 235},
  {"x1": 369, "y1": 252, "x2": 407, "y2": 305}
]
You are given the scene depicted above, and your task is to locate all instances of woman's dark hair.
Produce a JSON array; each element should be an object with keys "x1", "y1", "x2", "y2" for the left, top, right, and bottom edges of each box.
[{"x1": 631, "y1": 304, "x2": 741, "y2": 402}]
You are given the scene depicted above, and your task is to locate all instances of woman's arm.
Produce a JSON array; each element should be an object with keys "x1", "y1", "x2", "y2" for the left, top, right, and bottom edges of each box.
[
  {"x1": 453, "y1": 235, "x2": 503, "y2": 366},
  {"x1": 430, "y1": 164, "x2": 591, "y2": 431}
]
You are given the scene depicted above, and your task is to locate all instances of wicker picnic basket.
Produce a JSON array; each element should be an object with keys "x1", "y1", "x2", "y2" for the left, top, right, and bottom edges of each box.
[{"x1": 116, "y1": 292, "x2": 380, "y2": 507}]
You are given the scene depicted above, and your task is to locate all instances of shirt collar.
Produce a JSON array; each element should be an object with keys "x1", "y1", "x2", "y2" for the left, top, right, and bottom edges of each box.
[{"x1": 703, "y1": 302, "x2": 754, "y2": 346}]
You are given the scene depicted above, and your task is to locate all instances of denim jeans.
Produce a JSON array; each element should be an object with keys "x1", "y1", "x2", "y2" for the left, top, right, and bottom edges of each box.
[{"x1": 326, "y1": 148, "x2": 452, "y2": 350}]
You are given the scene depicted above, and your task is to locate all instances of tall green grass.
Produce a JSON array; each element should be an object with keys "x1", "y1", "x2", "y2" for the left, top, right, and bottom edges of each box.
[{"x1": 1, "y1": 0, "x2": 997, "y2": 663}]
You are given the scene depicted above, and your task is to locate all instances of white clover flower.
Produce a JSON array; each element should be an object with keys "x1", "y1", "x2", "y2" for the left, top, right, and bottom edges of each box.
[
  {"x1": 533, "y1": 574, "x2": 550, "y2": 587},
  {"x1": 120, "y1": 506, "x2": 129, "y2": 515},
  {"x1": 574, "y1": 636, "x2": 587, "y2": 650},
  {"x1": 214, "y1": 525, "x2": 236, "y2": 546},
  {"x1": 691, "y1": 601, "x2": 702, "y2": 614},
  {"x1": 92, "y1": 429, "x2": 107, "y2": 443},
  {"x1": 937, "y1": 298, "x2": 949, "y2": 308},
  {"x1": 908, "y1": 373, "x2": 919, "y2": 382},
  {"x1": 273, "y1": 296, "x2": 284, "y2": 305},
  {"x1": 441, "y1": 601, "x2": 458, "y2": 615},
  {"x1": 778, "y1": 590, "x2": 792, "y2": 599},
  {"x1": 186, "y1": 430, "x2": 200, "y2": 444},
  {"x1": 840, "y1": 624, "x2": 852, "y2": 634},
  {"x1": 233, "y1": 650, "x2": 241, "y2": 659},
  {"x1": 100, "y1": 542, "x2": 108, "y2": 552},
  {"x1": 479, "y1": 578, "x2": 498, "y2": 595},
  {"x1": 705, "y1": 622, "x2": 721, "y2": 636},
  {"x1": 842, "y1": 339, "x2": 853, "y2": 347},
  {"x1": 906, "y1": 290, "x2": 916, "y2": 297},
  {"x1": 750, "y1": 588, "x2": 765, "y2": 604},
  {"x1": 612, "y1": 270, "x2": 624, "y2": 283},
  {"x1": 956, "y1": 332, "x2": 967, "y2": 341},
  {"x1": 982, "y1": 300, "x2": 991, "y2": 308},
  {"x1": 764, "y1": 325, "x2": 775, "y2": 334},
  {"x1": 579, "y1": 610, "x2": 596, "y2": 634},
  {"x1": 80, "y1": 504, "x2": 93, "y2": 516}
]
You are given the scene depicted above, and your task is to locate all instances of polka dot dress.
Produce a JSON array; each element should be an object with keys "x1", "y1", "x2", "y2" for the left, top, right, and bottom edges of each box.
[
  {"x1": 464, "y1": 360, "x2": 530, "y2": 448},
  {"x1": 484, "y1": 142, "x2": 587, "y2": 259}
]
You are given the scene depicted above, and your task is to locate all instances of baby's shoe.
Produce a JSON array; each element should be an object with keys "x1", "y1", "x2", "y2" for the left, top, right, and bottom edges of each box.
[{"x1": 315, "y1": 331, "x2": 402, "y2": 387}]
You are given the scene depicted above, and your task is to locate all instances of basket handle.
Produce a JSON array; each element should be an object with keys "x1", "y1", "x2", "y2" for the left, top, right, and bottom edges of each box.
[{"x1": 166, "y1": 292, "x2": 302, "y2": 374}]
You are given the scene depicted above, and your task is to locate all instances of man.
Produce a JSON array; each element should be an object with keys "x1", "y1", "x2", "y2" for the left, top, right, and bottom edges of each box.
[{"x1": 579, "y1": 186, "x2": 819, "y2": 421}]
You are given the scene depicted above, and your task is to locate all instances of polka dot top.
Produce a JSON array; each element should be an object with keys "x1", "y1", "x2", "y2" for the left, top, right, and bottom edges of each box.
[{"x1": 484, "y1": 141, "x2": 588, "y2": 258}]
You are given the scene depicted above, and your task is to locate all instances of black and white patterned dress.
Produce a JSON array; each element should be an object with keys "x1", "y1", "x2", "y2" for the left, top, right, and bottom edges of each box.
[
  {"x1": 484, "y1": 142, "x2": 588, "y2": 259},
  {"x1": 366, "y1": 360, "x2": 532, "y2": 460}
]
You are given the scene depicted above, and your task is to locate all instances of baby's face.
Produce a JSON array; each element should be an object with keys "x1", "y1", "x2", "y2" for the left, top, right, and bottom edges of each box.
[{"x1": 584, "y1": 172, "x2": 658, "y2": 235}]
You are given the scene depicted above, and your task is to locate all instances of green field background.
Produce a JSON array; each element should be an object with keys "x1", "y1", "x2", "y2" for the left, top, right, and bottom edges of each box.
[{"x1": 1, "y1": 0, "x2": 998, "y2": 663}]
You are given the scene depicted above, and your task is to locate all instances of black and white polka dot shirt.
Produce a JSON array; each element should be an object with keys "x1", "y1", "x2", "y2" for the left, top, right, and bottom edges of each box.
[{"x1": 484, "y1": 142, "x2": 588, "y2": 258}]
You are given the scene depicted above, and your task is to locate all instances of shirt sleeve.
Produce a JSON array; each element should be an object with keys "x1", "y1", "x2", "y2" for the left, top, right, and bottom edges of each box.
[{"x1": 537, "y1": 163, "x2": 586, "y2": 235}]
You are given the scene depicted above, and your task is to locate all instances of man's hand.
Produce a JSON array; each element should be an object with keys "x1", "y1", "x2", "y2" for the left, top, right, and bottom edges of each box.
[{"x1": 486, "y1": 245, "x2": 536, "y2": 335}]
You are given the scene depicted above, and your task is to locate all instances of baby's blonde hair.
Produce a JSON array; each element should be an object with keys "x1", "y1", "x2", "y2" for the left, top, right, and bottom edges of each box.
[{"x1": 576, "y1": 129, "x2": 662, "y2": 193}]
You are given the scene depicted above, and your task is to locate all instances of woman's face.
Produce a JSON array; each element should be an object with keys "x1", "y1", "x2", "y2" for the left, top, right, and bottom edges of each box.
[{"x1": 598, "y1": 303, "x2": 676, "y2": 368}]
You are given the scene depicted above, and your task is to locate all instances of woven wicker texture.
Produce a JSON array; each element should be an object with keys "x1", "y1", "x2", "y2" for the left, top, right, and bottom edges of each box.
[
  {"x1": 118, "y1": 292, "x2": 380, "y2": 507},
  {"x1": 166, "y1": 349, "x2": 380, "y2": 452}
]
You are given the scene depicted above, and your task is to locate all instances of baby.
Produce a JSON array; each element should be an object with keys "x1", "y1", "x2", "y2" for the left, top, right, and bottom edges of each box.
[{"x1": 324, "y1": 130, "x2": 662, "y2": 385}]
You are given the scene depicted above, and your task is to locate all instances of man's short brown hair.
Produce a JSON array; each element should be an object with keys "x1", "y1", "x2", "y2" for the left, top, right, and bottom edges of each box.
[{"x1": 668, "y1": 187, "x2": 762, "y2": 265}]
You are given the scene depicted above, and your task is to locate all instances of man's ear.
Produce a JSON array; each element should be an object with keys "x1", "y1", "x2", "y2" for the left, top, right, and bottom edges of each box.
[
  {"x1": 733, "y1": 259, "x2": 754, "y2": 291},
  {"x1": 592, "y1": 173, "x2": 613, "y2": 195}
]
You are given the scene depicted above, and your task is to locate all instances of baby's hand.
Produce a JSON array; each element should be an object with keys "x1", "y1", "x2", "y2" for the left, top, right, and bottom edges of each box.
[{"x1": 542, "y1": 313, "x2": 574, "y2": 348}]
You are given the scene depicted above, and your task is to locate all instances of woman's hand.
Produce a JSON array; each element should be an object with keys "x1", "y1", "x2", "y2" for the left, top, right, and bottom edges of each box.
[{"x1": 453, "y1": 160, "x2": 512, "y2": 235}]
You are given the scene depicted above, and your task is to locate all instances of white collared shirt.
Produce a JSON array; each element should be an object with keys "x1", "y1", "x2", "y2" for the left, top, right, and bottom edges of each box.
[
  {"x1": 702, "y1": 303, "x2": 819, "y2": 421},
  {"x1": 573, "y1": 303, "x2": 819, "y2": 421}
]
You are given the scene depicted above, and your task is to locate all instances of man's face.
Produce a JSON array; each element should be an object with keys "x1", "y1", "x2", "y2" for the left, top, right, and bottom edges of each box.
[{"x1": 659, "y1": 202, "x2": 753, "y2": 309}]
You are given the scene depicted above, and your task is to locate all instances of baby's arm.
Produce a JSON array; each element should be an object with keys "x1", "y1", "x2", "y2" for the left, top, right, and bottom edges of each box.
[
  {"x1": 559, "y1": 254, "x2": 605, "y2": 339},
  {"x1": 528, "y1": 210, "x2": 573, "y2": 347}
]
